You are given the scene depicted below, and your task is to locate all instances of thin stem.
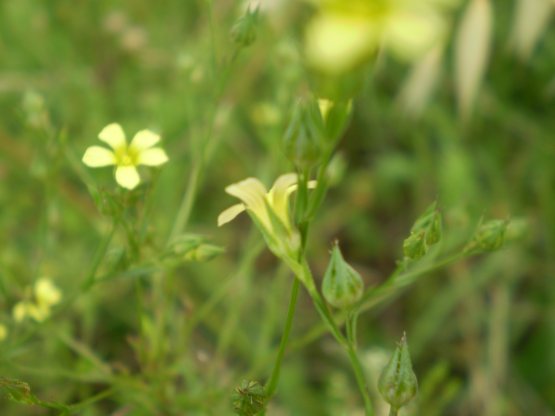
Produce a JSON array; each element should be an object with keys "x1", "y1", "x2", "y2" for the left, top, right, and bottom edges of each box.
[
  {"x1": 389, "y1": 406, "x2": 399, "y2": 416},
  {"x1": 82, "y1": 221, "x2": 118, "y2": 291},
  {"x1": 168, "y1": 162, "x2": 201, "y2": 242},
  {"x1": 265, "y1": 278, "x2": 301, "y2": 398},
  {"x1": 299, "y1": 261, "x2": 374, "y2": 416}
]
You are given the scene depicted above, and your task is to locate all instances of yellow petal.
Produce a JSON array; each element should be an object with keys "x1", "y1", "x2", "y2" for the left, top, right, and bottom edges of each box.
[
  {"x1": 225, "y1": 178, "x2": 269, "y2": 227},
  {"x1": 137, "y1": 148, "x2": 169, "y2": 166},
  {"x1": 286, "y1": 179, "x2": 317, "y2": 196},
  {"x1": 35, "y1": 278, "x2": 61, "y2": 307},
  {"x1": 13, "y1": 302, "x2": 30, "y2": 322},
  {"x1": 98, "y1": 123, "x2": 126, "y2": 149},
  {"x1": 82, "y1": 146, "x2": 116, "y2": 167},
  {"x1": 385, "y1": 8, "x2": 446, "y2": 61},
  {"x1": 268, "y1": 173, "x2": 300, "y2": 227},
  {"x1": 28, "y1": 303, "x2": 49, "y2": 322},
  {"x1": 305, "y1": 13, "x2": 379, "y2": 74},
  {"x1": 218, "y1": 203, "x2": 246, "y2": 226},
  {"x1": 130, "y1": 129, "x2": 161, "y2": 150},
  {"x1": 115, "y1": 166, "x2": 141, "y2": 190}
]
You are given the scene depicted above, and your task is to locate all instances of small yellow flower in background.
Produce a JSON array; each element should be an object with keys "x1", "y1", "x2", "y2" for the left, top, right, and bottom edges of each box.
[
  {"x1": 82, "y1": 123, "x2": 169, "y2": 190},
  {"x1": 13, "y1": 278, "x2": 62, "y2": 323},
  {"x1": 0, "y1": 324, "x2": 7, "y2": 341},
  {"x1": 305, "y1": 0, "x2": 458, "y2": 74},
  {"x1": 218, "y1": 173, "x2": 316, "y2": 259}
]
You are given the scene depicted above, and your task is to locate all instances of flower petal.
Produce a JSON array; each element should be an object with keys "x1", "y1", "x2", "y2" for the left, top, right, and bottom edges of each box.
[
  {"x1": 130, "y1": 129, "x2": 161, "y2": 150},
  {"x1": 218, "y1": 203, "x2": 246, "y2": 226},
  {"x1": 35, "y1": 278, "x2": 61, "y2": 307},
  {"x1": 305, "y1": 14, "x2": 379, "y2": 74},
  {"x1": 268, "y1": 173, "x2": 299, "y2": 227},
  {"x1": 98, "y1": 123, "x2": 126, "y2": 149},
  {"x1": 82, "y1": 146, "x2": 116, "y2": 167},
  {"x1": 385, "y1": 8, "x2": 446, "y2": 61},
  {"x1": 225, "y1": 178, "x2": 269, "y2": 227},
  {"x1": 137, "y1": 148, "x2": 169, "y2": 166},
  {"x1": 115, "y1": 166, "x2": 141, "y2": 190}
]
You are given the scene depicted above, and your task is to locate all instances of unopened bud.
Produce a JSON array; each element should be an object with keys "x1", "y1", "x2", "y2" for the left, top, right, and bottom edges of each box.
[
  {"x1": 231, "y1": 6, "x2": 259, "y2": 48},
  {"x1": 465, "y1": 218, "x2": 509, "y2": 253},
  {"x1": 183, "y1": 243, "x2": 225, "y2": 262},
  {"x1": 322, "y1": 242, "x2": 364, "y2": 309},
  {"x1": 318, "y1": 98, "x2": 353, "y2": 144},
  {"x1": 403, "y1": 202, "x2": 442, "y2": 261},
  {"x1": 283, "y1": 97, "x2": 325, "y2": 168},
  {"x1": 378, "y1": 333, "x2": 418, "y2": 410}
]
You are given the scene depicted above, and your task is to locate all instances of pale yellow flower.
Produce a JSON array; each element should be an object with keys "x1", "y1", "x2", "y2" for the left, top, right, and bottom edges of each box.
[
  {"x1": 82, "y1": 123, "x2": 169, "y2": 190},
  {"x1": 218, "y1": 174, "x2": 316, "y2": 256},
  {"x1": 218, "y1": 173, "x2": 315, "y2": 231},
  {"x1": 12, "y1": 278, "x2": 62, "y2": 323},
  {"x1": 305, "y1": 0, "x2": 456, "y2": 74}
]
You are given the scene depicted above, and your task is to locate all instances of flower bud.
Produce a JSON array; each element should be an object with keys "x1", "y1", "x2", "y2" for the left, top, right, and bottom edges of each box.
[
  {"x1": 165, "y1": 234, "x2": 224, "y2": 264},
  {"x1": 465, "y1": 218, "x2": 509, "y2": 253},
  {"x1": 318, "y1": 98, "x2": 353, "y2": 144},
  {"x1": 322, "y1": 242, "x2": 364, "y2": 309},
  {"x1": 403, "y1": 202, "x2": 442, "y2": 261},
  {"x1": 230, "y1": 6, "x2": 259, "y2": 48},
  {"x1": 232, "y1": 380, "x2": 266, "y2": 416},
  {"x1": 378, "y1": 333, "x2": 418, "y2": 410},
  {"x1": 283, "y1": 97, "x2": 325, "y2": 168}
]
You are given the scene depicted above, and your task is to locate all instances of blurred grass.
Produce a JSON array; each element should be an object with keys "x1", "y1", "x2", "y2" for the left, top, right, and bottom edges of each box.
[{"x1": 0, "y1": 0, "x2": 554, "y2": 415}]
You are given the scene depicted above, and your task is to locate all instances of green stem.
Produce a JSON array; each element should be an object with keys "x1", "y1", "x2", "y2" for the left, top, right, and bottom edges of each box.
[
  {"x1": 168, "y1": 162, "x2": 201, "y2": 242},
  {"x1": 299, "y1": 261, "x2": 374, "y2": 416},
  {"x1": 82, "y1": 221, "x2": 118, "y2": 291},
  {"x1": 265, "y1": 278, "x2": 300, "y2": 398},
  {"x1": 389, "y1": 406, "x2": 399, "y2": 416}
]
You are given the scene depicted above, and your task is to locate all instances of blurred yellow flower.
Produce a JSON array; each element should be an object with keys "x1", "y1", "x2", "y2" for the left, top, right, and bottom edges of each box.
[
  {"x1": 305, "y1": 0, "x2": 455, "y2": 74},
  {"x1": 13, "y1": 278, "x2": 62, "y2": 323},
  {"x1": 82, "y1": 123, "x2": 169, "y2": 190}
]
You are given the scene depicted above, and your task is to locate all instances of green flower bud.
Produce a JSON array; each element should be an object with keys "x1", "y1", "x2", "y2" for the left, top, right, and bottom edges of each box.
[
  {"x1": 165, "y1": 234, "x2": 224, "y2": 263},
  {"x1": 465, "y1": 218, "x2": 509, "y2": 253},
  {"x1": 232, "y1": 380, "x2": 266, "y2": 416},
  {"x1": 318, "y1": 98, "x2": 353, "y2": 144},
  {"x1": 283, "y1": 97, "x2": 326, "y2": 168},
  {"x1": 230, "y1": 6, "x2": 259, "y2": 48},
  {"x1": 378, "y1": 333, "x2": 418, "y2": 410},
  {"x1": 403, "y1": 202, "x2": 442, "y2": 261},
  {"x1": 322, "y1": 242, "x2": 364, "y2": 309}
]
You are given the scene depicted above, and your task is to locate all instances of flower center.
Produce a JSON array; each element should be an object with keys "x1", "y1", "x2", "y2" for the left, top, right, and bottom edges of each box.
[{"x1": 115, "y1": 146, "x2": 139, "y2": 166}]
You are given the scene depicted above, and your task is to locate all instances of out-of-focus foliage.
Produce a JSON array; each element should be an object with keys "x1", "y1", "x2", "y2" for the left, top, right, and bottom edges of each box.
[{"x1": 0, "y1": 0, "x2": 554, "y2": 414}]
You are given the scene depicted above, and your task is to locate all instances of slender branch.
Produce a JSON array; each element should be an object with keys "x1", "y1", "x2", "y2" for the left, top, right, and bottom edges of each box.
[{"x1": 265, "y1": 278, "x2": 301, "y2": 398}]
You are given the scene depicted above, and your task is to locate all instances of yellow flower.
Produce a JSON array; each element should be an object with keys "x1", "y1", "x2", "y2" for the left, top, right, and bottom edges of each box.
[
  {"x1": 35, "y1": 278, "x2": 62, "y2": 309},
  {"x1": 82, "y1": 123, "x2": 169, "y2": 190},
  {"x1": 12, "y1": 278, "x2": 62, "y2": 323},
  {"x1": 218, "y1": 173, "x2": 316, "y2": 256},
  {"x1": 305, "y1": 0, "x2": 456, "y2": 74}
]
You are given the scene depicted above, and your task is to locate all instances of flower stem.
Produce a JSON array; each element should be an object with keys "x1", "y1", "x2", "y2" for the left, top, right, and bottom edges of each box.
[
  {"x1": 265, "y1": 278, "x2": 301, "y2": 398},
  {"x1": 82, "y1": 221, "x2": 118, "y2": 291},
  {"x1": 299, "y1": 261, "x2": 374, "y2": 416},
  {"x1": 389, "y1": 406, "x2": 399, "y2": 416},
  {"x1": 169, "y1": 161, "x2": 201, "y2": 242}
]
